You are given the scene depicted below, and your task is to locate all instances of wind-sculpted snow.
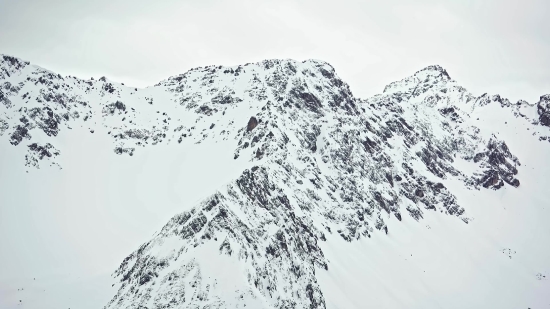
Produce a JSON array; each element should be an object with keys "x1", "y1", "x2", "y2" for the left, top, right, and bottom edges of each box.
[{"x1": 0, "y1": 54, "x2": 549, "y2": 308}]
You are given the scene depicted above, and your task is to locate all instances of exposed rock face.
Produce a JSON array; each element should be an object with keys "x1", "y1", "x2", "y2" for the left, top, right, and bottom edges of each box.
[
  {"x1": 538, "y1": 94, "x2": 550, "y2": 127},
  {"x1": 474, "y1": 138, "x2": 520, "y2": 189},
  {"x1": 247, "y1": 116, "x2": 258, "y2": 131},
  {"x1": 0, "y1": 54, "x2": 548, "y2": 308},
  {"x1": 25, "y1": 142, "x2": 60, "y2": 169}
]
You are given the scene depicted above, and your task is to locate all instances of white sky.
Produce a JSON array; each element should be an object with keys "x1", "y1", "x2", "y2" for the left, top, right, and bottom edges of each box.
[{"x1": 0, "y1": 0, "x2": 548, "y2": 102}]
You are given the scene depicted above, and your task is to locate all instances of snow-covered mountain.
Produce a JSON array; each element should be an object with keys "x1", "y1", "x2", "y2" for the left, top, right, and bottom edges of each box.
[{"x1": 0, "y1": 54, "x2": 549, "y2": 309}]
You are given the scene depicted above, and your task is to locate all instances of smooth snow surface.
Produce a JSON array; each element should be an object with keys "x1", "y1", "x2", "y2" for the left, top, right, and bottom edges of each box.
[{"x1": 0, "y1": 55, "x2": 548, "y2": 309}]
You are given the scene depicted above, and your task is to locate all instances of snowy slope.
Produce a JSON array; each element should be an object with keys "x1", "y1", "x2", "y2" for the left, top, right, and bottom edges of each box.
[{"x1": 0, "y1": 55, "x2": 549, "y2": 309}]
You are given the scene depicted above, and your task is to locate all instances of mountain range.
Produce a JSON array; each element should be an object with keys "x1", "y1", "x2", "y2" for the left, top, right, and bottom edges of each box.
[{"x1": 0, "y1": 54, "x2": 549, "y2": 309}]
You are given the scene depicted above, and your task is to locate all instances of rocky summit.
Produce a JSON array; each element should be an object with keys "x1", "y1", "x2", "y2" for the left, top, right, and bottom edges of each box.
[{"x1": 1, "y1": 54, "x2": 549, "y2": 309}]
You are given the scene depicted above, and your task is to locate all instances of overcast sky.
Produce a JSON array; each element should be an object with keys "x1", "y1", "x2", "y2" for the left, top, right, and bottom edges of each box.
[{"x1": 0, "y1": 0, "x2": 548, "y2": 103}]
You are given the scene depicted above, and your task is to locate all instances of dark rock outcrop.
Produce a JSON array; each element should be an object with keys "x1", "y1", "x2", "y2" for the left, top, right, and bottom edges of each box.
[
  {"x1": 247, "y1": 116, "x2": 258, "y2": 131},
  {"x1": 538, "y1": 94, "x2": 550, "y2": 127}
]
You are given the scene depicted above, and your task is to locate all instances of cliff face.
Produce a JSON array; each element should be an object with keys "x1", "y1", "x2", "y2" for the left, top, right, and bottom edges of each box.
[{"x1": 1, "y1": 54, "x2": 549, "y2": 309}]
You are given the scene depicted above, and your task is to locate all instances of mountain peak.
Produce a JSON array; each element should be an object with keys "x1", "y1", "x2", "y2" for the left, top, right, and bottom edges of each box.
[
  {"x1": 159, "y1": 58, "x2": 337, "y2": 86},
  {"x1": 382, "y1": 64, "x2": 452, "y2": 95},
  {"x1": 414, "y1": 64, "x2": 451, "y2": 80}
]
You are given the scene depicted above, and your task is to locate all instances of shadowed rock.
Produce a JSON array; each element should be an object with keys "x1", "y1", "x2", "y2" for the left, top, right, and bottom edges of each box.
[{"x1": 247, "y1": 116, "x2": 258, "y2": 131}]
